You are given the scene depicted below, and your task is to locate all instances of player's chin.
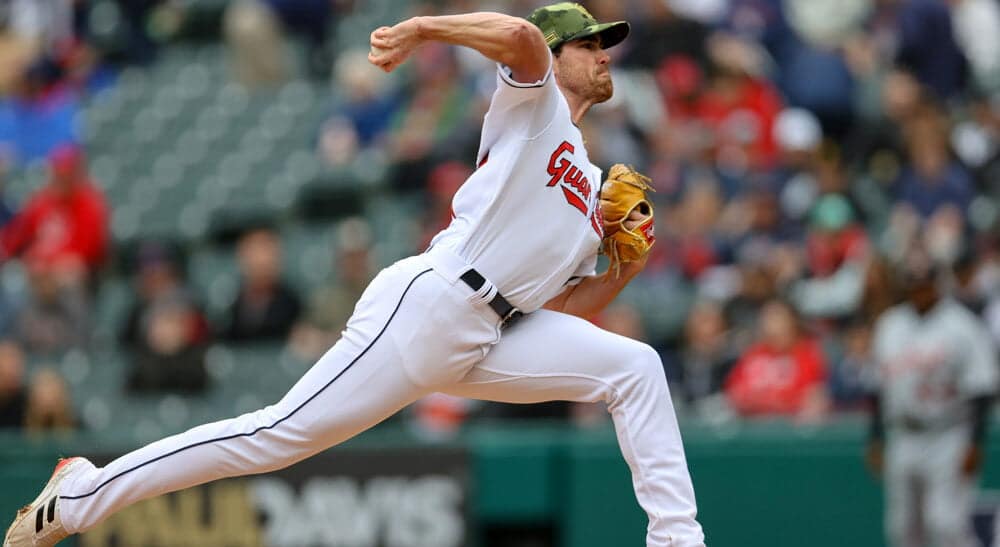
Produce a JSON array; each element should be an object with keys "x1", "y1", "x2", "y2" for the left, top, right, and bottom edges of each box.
[{"x1": 592, "y1": 82, "x2": 614, "y2": 104}]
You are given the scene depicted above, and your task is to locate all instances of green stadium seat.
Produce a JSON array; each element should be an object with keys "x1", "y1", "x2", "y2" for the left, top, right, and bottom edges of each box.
[
  {"x1": 92, "y1": 277, "x2": 132, "y2": 345},
  {"x1": 59, "y1": 350, "x2": 92, "y2": 391},
  {"x1": 187, "y1": 246, "x2": 238, "y2": 320},
  {"x1": 280, "y1": 221, "x2": 336, "y2": 293},
  {"x1": 81, "y1": 394, "x2": 113, "y2": 431}
]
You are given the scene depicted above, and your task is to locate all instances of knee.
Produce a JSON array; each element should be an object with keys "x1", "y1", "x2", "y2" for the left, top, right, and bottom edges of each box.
[
  {"x1": 632, "y1": 342, "x2": 665, "y2": 376},
  {"x1": 618, "y1": 342, "x2": 668, "y2": 394},
  {"x1": 244, "y1": 404, "x2": 312, "y2": 452}
]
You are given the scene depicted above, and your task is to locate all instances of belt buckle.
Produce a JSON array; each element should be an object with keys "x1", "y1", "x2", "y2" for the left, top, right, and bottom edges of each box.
[{"x1": 500, "y1": 308, "x2": 522, "y2": 330}]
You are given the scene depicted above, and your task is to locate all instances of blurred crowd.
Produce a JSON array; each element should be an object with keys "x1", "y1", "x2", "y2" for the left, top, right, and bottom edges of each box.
[
  {"x1": 1, "y1": 0, "x2": 1000, "y2": 436},
  {"x1": 314, "y1": 0, "x2": 1000, "y2": 426}
]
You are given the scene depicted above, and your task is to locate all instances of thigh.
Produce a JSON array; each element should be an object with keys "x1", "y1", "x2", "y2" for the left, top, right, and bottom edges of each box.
[
  {"x1": 443, "y1": 309, "x2": 658, "y2": 404},
  {"x1": 314, "y1": 254, "x2": 499, "y2": 391}
]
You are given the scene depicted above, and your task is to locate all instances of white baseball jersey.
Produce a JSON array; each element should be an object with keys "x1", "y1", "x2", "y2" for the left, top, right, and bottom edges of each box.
[
  {"x1": 872, "y1": 298, "x2": 999, "y2": 428},
  {"x1": 429, "y1": 55, "x2": 604, "y2": 313}
]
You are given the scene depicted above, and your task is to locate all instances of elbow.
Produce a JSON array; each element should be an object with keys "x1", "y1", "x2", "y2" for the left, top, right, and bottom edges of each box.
[
  {"x1": 517, "y1": 20, "x2": 548, "y2": 58},
  {"x1": 502, "y1": 20, "x2": 548, "y2": 77},
  {"x1": 512, "y1": 19, "x2": 545, "y2": 50}
]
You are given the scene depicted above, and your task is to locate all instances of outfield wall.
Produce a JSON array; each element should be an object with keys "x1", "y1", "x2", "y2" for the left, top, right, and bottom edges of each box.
[{"x1": 3, "y1": 420, "x2": 988, "y2": 547}]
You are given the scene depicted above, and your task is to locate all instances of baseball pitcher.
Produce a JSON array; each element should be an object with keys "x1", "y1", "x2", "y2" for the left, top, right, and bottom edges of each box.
[{"x1": 5, "y1": 3, "x2": 704, "y2": 547}]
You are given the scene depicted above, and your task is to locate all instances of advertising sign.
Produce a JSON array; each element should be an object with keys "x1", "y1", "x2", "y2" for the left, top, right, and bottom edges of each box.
[{"x1": 79, "y1": 446, "x2": 469, "y2": 547}]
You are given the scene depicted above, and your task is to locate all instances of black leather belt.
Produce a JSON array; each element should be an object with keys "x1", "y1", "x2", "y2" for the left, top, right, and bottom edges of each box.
[
  {"x1": 459, "y1": 269, "x2": 523, "y2": 329},
  {"x1": 895, "y1": 415, "x2": 961, "y2": 433}
]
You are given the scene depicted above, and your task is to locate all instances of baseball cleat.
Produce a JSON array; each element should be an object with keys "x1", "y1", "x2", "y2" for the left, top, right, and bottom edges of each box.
[{"x1": 3, "y1": 457, "x2": 89, "y2": 547}]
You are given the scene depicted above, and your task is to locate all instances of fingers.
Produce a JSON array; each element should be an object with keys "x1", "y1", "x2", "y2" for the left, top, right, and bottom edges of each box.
[
  {"x1": 623, "y1": 210, "x2": 652, "y2": 231},
  {"x1": 367, "y1": 49, "x2": 389, "y2": 71},
  {"x1": 368, "y1": 26, "x2": 395, "y2": 71},
  {"x1": 368, "y1": 53, "x2": 392, "y2": 72},
  {"x1": 369, "y1": 25, "x2": 415, "y2": 72},
  {"x1": 369, "y1": 25, "x2": 398, "y2": 52}
]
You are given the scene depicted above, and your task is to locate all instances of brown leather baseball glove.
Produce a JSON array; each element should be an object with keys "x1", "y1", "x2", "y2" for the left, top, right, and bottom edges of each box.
[{"x1": 600, "y1": 164, "x2": 655, "y2": 274}]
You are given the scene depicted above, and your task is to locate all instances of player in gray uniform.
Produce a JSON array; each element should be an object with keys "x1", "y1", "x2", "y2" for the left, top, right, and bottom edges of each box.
[{"x1": 867, "y1": 251, "x2": 999, "y2": 547}]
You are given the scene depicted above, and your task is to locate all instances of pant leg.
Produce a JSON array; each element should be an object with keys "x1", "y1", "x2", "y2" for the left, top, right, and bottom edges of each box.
[
  {"x1": 58, "y1": 259, "x2": 447, "y2": 533},
  {"x1": 442, "y1": 309, "x2": 704, "y2": 547},
  {"x1": 885, "y1": 436, "x2": 922, "y2": 547},
  {"x1": 923, "y1": 428, "x2": 977, "y2": 547}
]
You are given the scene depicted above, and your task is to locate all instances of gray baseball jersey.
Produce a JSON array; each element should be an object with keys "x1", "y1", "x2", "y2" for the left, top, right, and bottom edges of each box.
[{"x1": 872, "y1": 298, "x2": 999, "y2": 429}]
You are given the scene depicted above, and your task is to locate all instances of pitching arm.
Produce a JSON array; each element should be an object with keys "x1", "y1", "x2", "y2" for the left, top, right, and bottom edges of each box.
[{"x1": 369, "y1": 12, "x2": 549, "y2": 83}]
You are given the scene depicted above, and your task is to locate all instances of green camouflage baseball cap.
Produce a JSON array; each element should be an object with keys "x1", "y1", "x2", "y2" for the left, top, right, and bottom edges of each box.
[{"x1": 527, "y1": 2, "x2": 630, "y2": 51}]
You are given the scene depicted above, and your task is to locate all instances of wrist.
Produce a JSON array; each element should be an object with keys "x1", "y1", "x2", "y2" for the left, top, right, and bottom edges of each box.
[
  {"x1": 409, "y1": 16, "x2": 427, "y2": 40},
  {"x1": 619, "y1": 256, "x2": 648, "y2": 279}
]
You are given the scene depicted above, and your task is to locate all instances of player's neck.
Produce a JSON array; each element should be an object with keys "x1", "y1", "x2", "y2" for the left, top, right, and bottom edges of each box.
[
  {"x1": 559, "y1": 85, "x2": 595, "y2": 126},
  {"x1": 570, "y1": 101, "x2": 594, "y2": 126},
  {"x1": 911, "y1": 296, "x2": 940, "y2": 316}
]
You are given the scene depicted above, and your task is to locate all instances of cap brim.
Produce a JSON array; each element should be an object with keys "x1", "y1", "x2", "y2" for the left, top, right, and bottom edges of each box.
[{"x1": 567, "y1": 21, "x2": 630, "y2": 49}]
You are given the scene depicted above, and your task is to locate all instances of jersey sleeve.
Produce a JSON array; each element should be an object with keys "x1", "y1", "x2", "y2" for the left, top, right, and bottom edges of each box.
[
  {"x1": 483, "y1": 52, "x2": 560, "y2": 139},
  {"x1": 956, "y1": 310, "x2": 1000, "y2": 398}
]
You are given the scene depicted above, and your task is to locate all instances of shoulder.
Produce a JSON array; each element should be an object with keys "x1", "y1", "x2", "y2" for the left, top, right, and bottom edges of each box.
[
  {"x1": 937, "y1": 299, "x2": 984, "y2": 329},
  {"x1": 485, "y1": 58, "x2": 566, "y2": 139},
  {"x1": 490, "y1": 52, "x2": 557, "y2": 108},
  {"x1": 874, "y1": 305, "x2": 910, "y2": 333},
  {"x1": 496, "y1": 48, "x2": 553, "y2": 89},
  {"x1": 497, "y1": 62, "x2": 552, "y2": 90}
]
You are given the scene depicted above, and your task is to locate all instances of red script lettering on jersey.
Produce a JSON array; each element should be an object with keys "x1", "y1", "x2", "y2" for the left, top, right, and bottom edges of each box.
[
  {"x1": 547, "y1": 141, "x2": 602, "y2": 237},
  {"x1": 547, "y1": 141, "x2": 591, "y2": 213}
]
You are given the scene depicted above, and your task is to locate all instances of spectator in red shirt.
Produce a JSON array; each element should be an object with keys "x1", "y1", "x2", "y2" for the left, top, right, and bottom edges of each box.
[
  {"x1": 724, "y1": 299, "x2": 830, "y2": 421},
  {"x1": 693, "y1": 34, "x2": 784, "y2": 171},
  {"x1": 0, "y1": 144, "x2": 109, "y2": 285}
]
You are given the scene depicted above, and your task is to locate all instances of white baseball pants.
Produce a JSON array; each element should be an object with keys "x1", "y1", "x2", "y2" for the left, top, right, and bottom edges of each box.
[
  {"x1": 57, "y1": 248, "x2": 705, "y2": 547},
  {"x1": 884, "y1": 427, "x2": 977, "y2": 547}
]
